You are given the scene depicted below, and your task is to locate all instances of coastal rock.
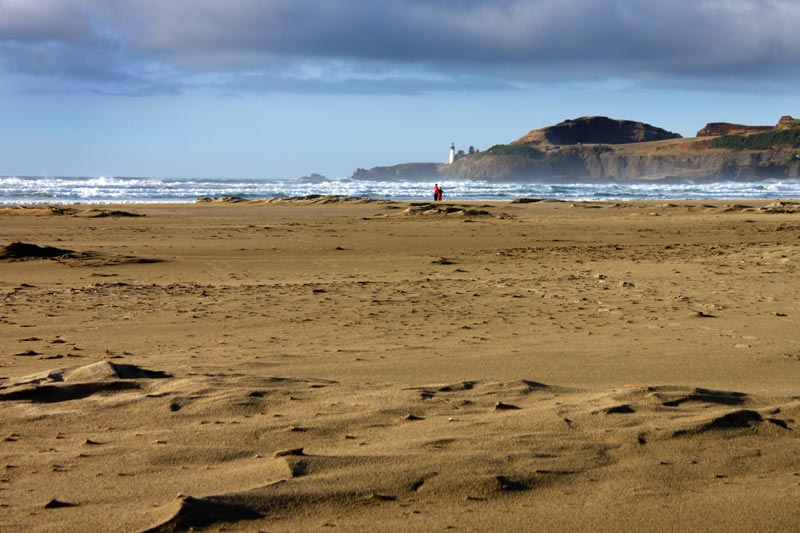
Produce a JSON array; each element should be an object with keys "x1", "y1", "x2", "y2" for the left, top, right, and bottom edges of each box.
[
  {"x1": 696, "y1": 122, "x2": 773, "y2": 137},
  {"x1": 776, "y1": 115, "x2": 800, "y2": 130},
  {"x1": 513, "y1": 116, "x2": 682, "y2": 146},
  {"x1": 297, "y1": 173, "x2": 330, "y2": 183}
]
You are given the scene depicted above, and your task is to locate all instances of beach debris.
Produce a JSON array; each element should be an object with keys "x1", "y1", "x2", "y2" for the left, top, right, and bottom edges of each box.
[
  {"x1": 273, "y1": 447, "x2": 305, "y2": 458},
  {"x1": 197, "y1": 195, "x2": 385, "y2": 205},
  {"x1": 0, "y1": 206, "x2": 144, "y2": 217},
  {"x1": 0, "y1": 241, "x2": 162, "y2": 265},
  {"x1": 601, "y1": 404, "x2": 636, "y2": 415},
  {"x1": 403, "y1": 204, "x2": 491, "y2": 216},
  {"x1": 700, "y1": 409, "x2": 763, "y2": 430},
  {"x1": 651, "y1": 386, "x2": 747, "y2": 407},
  {"x1": 44, "y1": 498, "x2": 78, "y2": 509},
  {"x1": 78, "y1": 209, "x2": 144, "y2": 218},
  {"x1": 269, "y1": 195, "x2": 382, "y2": 204},
  {"x1": 759, "y1": 200, "x2": 800, "y2": 214},
  {"x1": 496, "y1": 475, "x2": 529, "y2": 491},
  {"x1": 673, "y1": 409, "x2": 767, "y2": 436},
  {"x1": 366, "y1": 492, "x2": 397, "y2": 502},
  {"x1": 495, "y1": 401, "x2": 521, "y2": 411},
  {"x1": 511, "y1": 198, "x2": 547, "y2": 203},
  {"x1": 0, "y1": 242, "x2": 73, "y2": 260},
  {"x1": 767, "y1": 418, "x2": 791, "y2": 429},
  {"x1": 402, "y1": 413, "x2": 425, "y2": 421}
]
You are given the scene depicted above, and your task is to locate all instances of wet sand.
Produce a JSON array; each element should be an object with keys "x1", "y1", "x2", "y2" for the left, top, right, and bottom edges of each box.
[{"x1": 2, "y1": 197, "x2": 800, "y2": 531}]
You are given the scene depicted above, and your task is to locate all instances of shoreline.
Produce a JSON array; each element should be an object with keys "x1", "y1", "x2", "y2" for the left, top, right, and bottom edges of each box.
[
  {"x1": 2, "y1": 194, "x2": 800, "y2": 208},
  {"x1": 6, "y1": 175, "x2": 800, "y2": 206}
]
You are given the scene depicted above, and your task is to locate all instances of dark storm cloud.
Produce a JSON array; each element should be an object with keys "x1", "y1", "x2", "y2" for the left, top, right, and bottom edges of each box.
[{"x1": 1, "y1": 0, "x2": 798, "y2": 95}]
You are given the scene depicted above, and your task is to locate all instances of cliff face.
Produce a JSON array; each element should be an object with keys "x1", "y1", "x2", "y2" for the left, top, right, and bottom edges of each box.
[
  {"x1": 581, "y1": 150, "x2": 800, "y2": 181},
  {"x1": 353, "y1": 150, "x2": 800, "y2": 183},
  {"x1": 351, "y1": 116, "x2": 800, "y2": 183},
  {"x1": 445, "y1": 147, "x2": 800, "y2": 182}
]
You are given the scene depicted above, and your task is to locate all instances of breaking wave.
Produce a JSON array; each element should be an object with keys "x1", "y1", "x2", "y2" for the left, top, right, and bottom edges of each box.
[{"x1": 1, "y1": 175, "x2": 799, "y2": 204}]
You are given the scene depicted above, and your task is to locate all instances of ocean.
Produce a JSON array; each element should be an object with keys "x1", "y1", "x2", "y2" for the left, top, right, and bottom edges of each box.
[{"x1": 2, "y1": 175, "x2": 800, "y2": 204}]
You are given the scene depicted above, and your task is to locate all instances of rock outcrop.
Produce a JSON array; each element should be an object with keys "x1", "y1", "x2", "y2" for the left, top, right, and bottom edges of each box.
[
  {"x1": 297, "y1": 173, "x2": 330, "y2": 183},
  {"x1": 514, "y1": 116, "x2": 682, "y2": 146},
  {"x1": 776, "y1": 115, "x2": 800, "y2": 130},
  {"x1": 697, "y1": 116, "x2": 800, "y2": 137},
  {"x1": 696, "y1": 123, "x2": 773, "y2": 137}
]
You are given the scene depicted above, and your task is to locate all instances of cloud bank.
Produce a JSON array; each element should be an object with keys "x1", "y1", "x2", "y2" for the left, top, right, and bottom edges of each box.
[{"x1": 1, "y1": 0, "x2": 798, "y2": 95}]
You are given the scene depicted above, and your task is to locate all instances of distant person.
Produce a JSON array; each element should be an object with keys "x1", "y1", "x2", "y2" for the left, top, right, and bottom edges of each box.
[
  {"x1": 437, "y1": 185, "x2": 444, "y2": 202},
  {"x1": 433, "y1": 184, "x2": 440, "y2": 201}
]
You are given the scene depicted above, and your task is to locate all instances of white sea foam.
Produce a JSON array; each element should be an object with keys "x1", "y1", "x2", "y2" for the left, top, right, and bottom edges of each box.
[{"x1": 1, "y1": 175, "x2": 800, "y2": 204}]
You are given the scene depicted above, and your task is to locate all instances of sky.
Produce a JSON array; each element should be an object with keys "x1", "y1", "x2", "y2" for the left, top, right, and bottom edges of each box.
[{"x1": 1, "y1": 0, "x2": 799, "y2": 179}]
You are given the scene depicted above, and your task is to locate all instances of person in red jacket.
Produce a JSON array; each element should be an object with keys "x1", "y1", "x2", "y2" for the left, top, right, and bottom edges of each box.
[{"x1": 433, "y1": 184, "x2": 440, "y2": 201}]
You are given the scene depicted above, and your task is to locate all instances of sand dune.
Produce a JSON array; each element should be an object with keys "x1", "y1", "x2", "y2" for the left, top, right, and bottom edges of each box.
[{"x1": 1, "y1": 199, "x2": 800, "y2": 531}]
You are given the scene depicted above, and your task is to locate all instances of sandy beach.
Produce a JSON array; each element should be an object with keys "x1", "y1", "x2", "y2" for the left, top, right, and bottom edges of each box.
[{"x1": 2, "y1": 197, "x2": 800, "y2": 531}]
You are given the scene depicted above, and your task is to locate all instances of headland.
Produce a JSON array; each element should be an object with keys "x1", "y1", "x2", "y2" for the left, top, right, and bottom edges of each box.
[{"x1": 353, "y1": 115, "x2": 800, "y2": 182}]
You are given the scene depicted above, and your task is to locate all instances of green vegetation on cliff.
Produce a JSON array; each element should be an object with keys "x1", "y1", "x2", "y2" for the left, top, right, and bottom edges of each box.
[
  {"x1": 709, "y1": 129, "x2": 800, "y2": 150},
  {"x1": 486, "y1": 143, "x2": 544, "y2": 158},
  {"x1": 352, "y1": 115, "x2": 800, "y2": 182}
]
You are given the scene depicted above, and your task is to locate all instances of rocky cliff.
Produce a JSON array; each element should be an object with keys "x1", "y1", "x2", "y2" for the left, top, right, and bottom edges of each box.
[
  {"x1": 697, "y1": 122, "x2": 773, "y2": 137},
  {"x1": 351, "y1": 116, "x2": 800, "y2": 182},
  {"x1": 777, "y1": 115, "x2": 800, "y2": 130},
  {"x1": 514, "y1": 116, "x2": 682, "y2": 145},
  {"x1": 445, "y1": 145, "x2": 800, "y2": 182}
]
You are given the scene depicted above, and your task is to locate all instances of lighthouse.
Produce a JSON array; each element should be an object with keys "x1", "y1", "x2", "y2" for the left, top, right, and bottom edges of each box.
[{"x1": 448, "y1": 143, "x2": 455, "y2": 164}]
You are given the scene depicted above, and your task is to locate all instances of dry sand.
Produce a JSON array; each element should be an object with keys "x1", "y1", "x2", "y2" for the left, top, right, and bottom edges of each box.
[{"x1": 1, "y1": 198, "x2": 800, "y2": 531}]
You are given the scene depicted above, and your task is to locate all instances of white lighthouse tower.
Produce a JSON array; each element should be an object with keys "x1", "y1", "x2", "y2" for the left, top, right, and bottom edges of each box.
[{"x1": 448, "y1": 143, "x2": 455, "y2": 164}]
